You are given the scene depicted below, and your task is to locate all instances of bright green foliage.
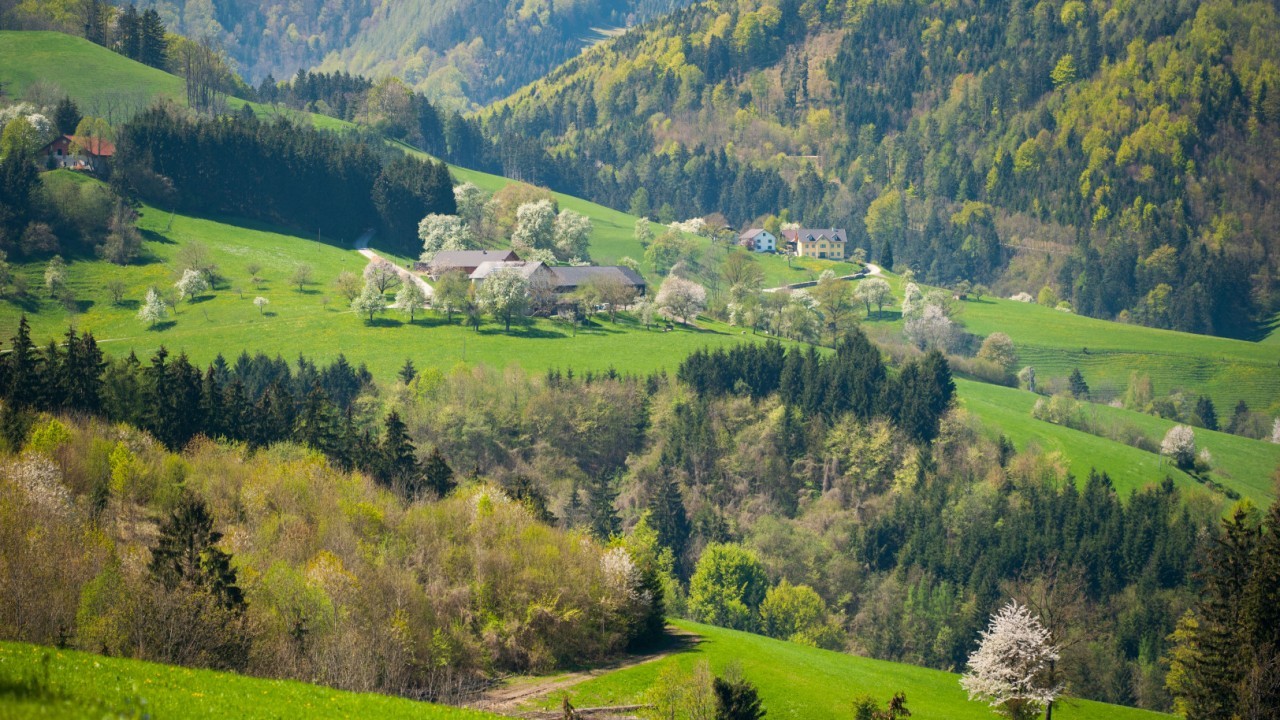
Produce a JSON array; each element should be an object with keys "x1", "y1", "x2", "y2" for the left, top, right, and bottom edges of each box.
[
  {"x1": 351, "y1": 281, "x2": 386, "y2": 322},
  {"x1": 688, "y1": 543, "x2": 769, "y2": 632},
  {"x1": 758, "y1": 580, "x2": 843, "y2": 650},
  {"x1": 476, "y1": 268, "x2": 530, "y2": 331}
]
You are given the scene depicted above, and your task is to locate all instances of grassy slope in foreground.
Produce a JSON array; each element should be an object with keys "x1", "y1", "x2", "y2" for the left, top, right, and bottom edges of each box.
[
  {"x1": 537, "y1": 620, "x2": 1170, "y2": 720},
  {"x1": 1, "y1": 181, "x2": 776, "y2": 379},
  {"x1": 0, "y1": 642, "x2": 497, "y2": 720}
]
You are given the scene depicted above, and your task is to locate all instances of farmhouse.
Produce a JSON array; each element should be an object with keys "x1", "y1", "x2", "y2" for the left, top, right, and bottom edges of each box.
[
  {"x1": 548, "y1": 265, "x2": 648, "y2": 296},
  {"x1": 738, "y1": 228, "x2": 777, "y2": 253},
  {"x1": 783, "y1": 228, "x2": 847, "y2": 260},
  {"x1": 421, "y1": 249, "x2": 520, "y2": 278},
  {"x1": 39, "y1": 134, "x2": 115, "y2": 172},
  {"x1": 468, "y1": 260, "x2": 552, "y2": 285}
]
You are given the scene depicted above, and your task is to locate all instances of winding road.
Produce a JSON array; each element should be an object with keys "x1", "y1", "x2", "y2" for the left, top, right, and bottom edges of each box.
[
  {"x1": 353, "y1": 228, "x2": 433, "y2": 300},
  {"x1": 763, "y1": 261, "x2": 882, "y2": 293}
]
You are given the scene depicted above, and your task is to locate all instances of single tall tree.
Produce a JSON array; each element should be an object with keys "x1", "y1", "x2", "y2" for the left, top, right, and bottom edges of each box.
[{"x1": 960, "y1": 600, "x2": 1061, "y2": 720}]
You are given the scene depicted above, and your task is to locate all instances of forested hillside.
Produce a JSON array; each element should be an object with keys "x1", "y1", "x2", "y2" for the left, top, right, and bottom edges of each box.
[
  {"x1": 105, "y1": 0, "x2": 691, "y2": 109},
  {"x1": 482, "y1": 0, "x2": 1280, "y2": 338}
]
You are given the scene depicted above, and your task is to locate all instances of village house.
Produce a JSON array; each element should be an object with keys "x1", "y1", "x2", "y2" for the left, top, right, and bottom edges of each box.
[
  {"x1": 783, "y1": 228, "x2": 847, "y2": 260},
  {"x1": 39, "y1": 134, "x2": 115, "y2": 173},
  {"x1": 420, "y1": 249, "x2": 521, "y2": 278},
  {"x1": 737, "y1": 228, "x2": 777, "y2": 253}
]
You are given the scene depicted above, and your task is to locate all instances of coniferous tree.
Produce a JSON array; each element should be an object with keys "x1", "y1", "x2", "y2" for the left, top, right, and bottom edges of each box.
[
  {"x1": 398, "y1": 358, "x2": 416, "y2": 384},
  {"x1": 379, "y1": 411, "x2": 422, "y2": 499},
  {"x1": 149, "y1": 493, "x2": 245, "y2": 614},
  {"x1": 1068, "y1": 368, "x2": 1089, "y2": 399},
  {"x1": 53, "y1": 97, "x2": 82, "y2": 136},
  {"x1": 422, "y1": 446, "x2": 455, "y2": 497},
  {"x1": 2, "y1": 317, "x2": 39, "y2": 408},
  {"x1": 586, "y1": 472, "x2": 621, "y2": 540},
  {"x1": 713, "y1": 675, "x2": 766, "y2": 720},
  {"x1": 1229, "y1": 400, "x2": 1250, "y2": 435},
  {"x1": 116, "y1": 4, "x2": 142, "y2": 61},
  {"x1": 1195, "y1": 396, "x2": 1219, "y2": 431},
  {"x1": 139, "y1": 9, "x2": 169, "y2": 69},
  {"x1": 647, "y1": 474, "x2": 691, "y2": 569}
]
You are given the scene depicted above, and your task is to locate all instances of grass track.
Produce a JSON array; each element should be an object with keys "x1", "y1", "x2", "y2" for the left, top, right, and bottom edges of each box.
[
  {"x1": 531, "y1": 620, "x2": 1171, "y2": 720},
  {"x1": 0, "y1": 642, "x2": 497, "y2": 720}
]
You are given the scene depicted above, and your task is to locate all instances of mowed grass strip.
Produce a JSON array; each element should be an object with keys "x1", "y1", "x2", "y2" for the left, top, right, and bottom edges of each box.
[
  {"x1": 0, "y1": 642, "x2": 498, "y2": 720},
  {"x1": 532, "y1": 620, "x2": 1172, "y2": 720}
]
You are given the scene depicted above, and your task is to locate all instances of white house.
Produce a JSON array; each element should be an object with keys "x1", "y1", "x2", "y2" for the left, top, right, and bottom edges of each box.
[{"x1": 738, "y1": 228, "x2": 777, "y2": 253}]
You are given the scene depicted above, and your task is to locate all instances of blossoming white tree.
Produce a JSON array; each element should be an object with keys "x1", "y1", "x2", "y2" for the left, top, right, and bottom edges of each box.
[
  {"x1": 511, "y1": 199, "x2": 556, "y2": 252},
  {"x1": 1160, "y1": 424, "x2": 1197, "y2": 469},
  {"x1": 418, "y1": 213, "x2": 471, "y2": 262},
  {"x1": 137, "y1": 287, "x2": 167, "y2": 327},
  {"x1": 175, "y1": 268, "x2": 209, "y2": 302},
  {"x1": 854, "y1": 276, "x2": 892, "y2": 318},
  {"x1": 394, "y1": 280, "x2": 428, "y2": 322},
  {"x1": 553, "y1": 209, "x2": 593, "y2": 260},
  {"x1": 253, "y1": 296, "x2": 269, "y2": 314},
  {"x1": 655, "y1": 275, "x2": 706, "y2": 326},
  {"x1": 351, "y1": 281, "x2": 385, "y2": 323},
  {"x1": 960, "y1": 600, "x2": 1061, "y2": 720}
]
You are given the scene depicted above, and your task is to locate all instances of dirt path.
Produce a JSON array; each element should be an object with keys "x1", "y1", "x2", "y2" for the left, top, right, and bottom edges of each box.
[
  {"x1": 353, "y1": 228, "x2": 434, "y2": 300},
  {"x1": 467, "y1": 629, "x2": 699, "y2": 715},
  {"x1": 762, "y1": 262, "x2": 879, "y2": 293}
]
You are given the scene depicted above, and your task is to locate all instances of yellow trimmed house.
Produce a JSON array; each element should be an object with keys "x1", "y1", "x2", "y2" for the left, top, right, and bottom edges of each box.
[{"x1": 783, "y1": 228, "x2": 847, "y2": 260}]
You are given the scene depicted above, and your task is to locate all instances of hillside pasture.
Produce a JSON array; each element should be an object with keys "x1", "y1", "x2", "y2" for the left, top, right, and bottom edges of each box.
[{"x1": 530, "y1": 620, "x2": 1172, "y2": 720}]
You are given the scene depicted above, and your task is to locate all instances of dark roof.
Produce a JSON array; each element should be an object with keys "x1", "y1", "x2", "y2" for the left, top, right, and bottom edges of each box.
[
  {"x1": 549, "y1": 266, "x2": 646, "y2": 288},
  {"x1": 782, "y1": 228, "x2": 847, "y2": 243},
  {"x1": 739, "y1": 228, "x2": 770, "y2": 239},
  {"x1": 428, "y1": 249, "x2": 520, "y2": 268}
]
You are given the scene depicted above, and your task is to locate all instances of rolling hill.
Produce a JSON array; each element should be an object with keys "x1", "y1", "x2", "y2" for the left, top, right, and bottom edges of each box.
[
  {"x1": 526, "y1": 620, "x2": 1172, "y2": 720},
  {"x1": 118, "y1": 0, "x2": 692, "y2": 109},
  {"x1": 482, "y1": 0, "x2": 1280, "y2": 341}
]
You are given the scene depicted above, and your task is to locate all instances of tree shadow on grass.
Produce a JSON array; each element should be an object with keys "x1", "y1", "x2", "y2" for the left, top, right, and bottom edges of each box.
[
  {"x1": 866, "y1": 310, "x2": 903, "y2": 323},
  {"x1": 114, "y1": 299, "x2": 140, "y2": 311},
  {"x1": 189, "y1": 294, "x2": 215, "y2": 304},
  {"x1": 140, "y1": 228, "x2": 175, "y2": 245},
  {"x1": 366, "y1": 317, "x2": 404, "y2": 328},
  {"x1": 3, "y1": 295, "x2": 42, "y2": 313},
  {"x1": 147, "y1": 321, "x2": 176, "y2": 332}
]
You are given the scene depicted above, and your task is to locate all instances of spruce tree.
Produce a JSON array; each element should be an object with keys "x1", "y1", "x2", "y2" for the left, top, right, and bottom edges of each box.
[
  {"x1": 53, "y1": 97, "x2": 82, "y2": 136},
  {"x1": 398, "y1": 358, "x2": 417, "y2": 384},
  {"x1": 1195, "y1": 396, "x2": 1219, "y2": 431},
  {"x1": 139, "y1": 9, "x2": 168, "y2": 69},
  {"x1": 586, "y1": 472, "x2": 621, "y2": 540},
  {"x1": 149, "y1": 494, "x2": 245, "y2": 613},
  {"x1": 379, "y1": 411, "x2": 422, "y2": 499},
  {"x1": 647, "y1": 475, "x2": 690, "y2": 567},
  {"x1": 422, "y1": 446, "x2": 455, "y2": 497},
  {"x1": 1068, "y1": 368, "x2": 1089, "y2": 399},
  {"x1": 3, "y1": 316, "x2": 39, "y2": 408},
  {"x1": 116, "y1": 4, "x2": 142, "y2": 60},
  {"x1": 713, "y1": 675, "x2": 766, "y2": 720}
]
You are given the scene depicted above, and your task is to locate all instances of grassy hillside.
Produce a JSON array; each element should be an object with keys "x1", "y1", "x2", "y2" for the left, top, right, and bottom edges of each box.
[
  {"x1": 1, "y1": 178, "x2": 777, "y2": 379},
  {"x1": 0, "y1": 642, "x2": 497, "y2": 720},
  {"x1": 854, "y1": 272, "x2": 1280, "y2": 416},
  {"x1": 532, "y1": 620, "x2": 1171, "y2": 720},
  {"x1": 957, "y1": 379, "x2": 1279, "y2": 506}
]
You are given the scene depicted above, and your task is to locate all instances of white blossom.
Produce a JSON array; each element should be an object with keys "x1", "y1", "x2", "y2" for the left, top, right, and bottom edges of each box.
[
  {"x1": 511, "y1": 199, "x2": 556, "y2": 251},
  {"x1": 1160, "y1": 425, "x2": 1196, "y2": 468},
  {"x1": 6, "y1": 453, "x2": 73, "y2": 518},
  {"x1": 175, "y1": 267, "x2": 209, "y2": 301},
  {"x1": 418, "y1": 213, "x2": 471, "y2": 262},
  {"x1": 655, "y1": 276, "x2": 707, "y2": 325},
  {"x1": 137, "y1": 287, "x2": 168, "y2": 326},
  {"x1": 960, "y1": 600, "x2": 1061, "y2": 718},
  {"x1": 904, "y1": 302, "x2": 954, "y2": 351},
  {"x1": 1271, "y1": 418, "x2": 1280, "y2": 444}
]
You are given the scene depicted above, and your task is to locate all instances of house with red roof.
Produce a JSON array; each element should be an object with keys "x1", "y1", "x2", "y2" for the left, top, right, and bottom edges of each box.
[{"x1": 39, "y1": 134, "x2": 116, "y2": 173}]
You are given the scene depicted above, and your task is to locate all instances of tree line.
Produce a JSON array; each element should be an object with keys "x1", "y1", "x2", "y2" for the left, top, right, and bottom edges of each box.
[
  {"x1": 114, "y1": 106, "x2": 455, "y2": 250},
  {"x1": 0, "y1": 318, "x2": 454, "y2": 501},
  {"x1": 677, "y1": 331, "x2": 955, "y2": 444}
]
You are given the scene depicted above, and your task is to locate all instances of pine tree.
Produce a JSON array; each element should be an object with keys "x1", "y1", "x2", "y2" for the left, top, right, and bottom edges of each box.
[
  {"x1": 379, "y1": 411, "x2": 422, "y2": 499},
  {"x1": 53, "y1": 97, "x2": 82, "y2": 136},
  {"x1": 647, "y1": 474, "x2": 690, "y2": 567},
  {"x1": 398, "y1": 359, "x2": 417, "y2": 384},
  {"x1": 139, "y1": 9, "x2": 168, "y2": 69},
  {"x1": 1229, "y1": 400, "x2": 1250, "y2": 435},
  {"x1": 3, "y1": 316, "x2": 39, "y2": 408},
  {"x1": 879, "y1": 238, "x2": 894, "y2": 270},
  {"x1": 1068, "y1": 368, "x2": 1089, "y2": 399},
  {"x1": 1195, "y1": 396, "x2": 1219, "y2": 431},
  {"x1": 149, "y1": 494, "x2": 245, "y2": 613},
  {"x1": 586, "y1": 472, "x2": 621, "y2": 540},
  {"x1": 713, "y1": 675, "x2": 766, "y2": 720},
  {"x1": 116, "y1": 4, "x2": 142, "y2": 61},
  {"x1": 422, "y1": 446, "x2": 455, "y2": 497}
]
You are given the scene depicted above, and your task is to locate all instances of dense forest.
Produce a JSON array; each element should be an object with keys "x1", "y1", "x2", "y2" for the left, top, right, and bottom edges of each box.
[
  {"x1": 93, "y1": 0, "x2": 692, "y2": 109},
  {"x1": 482, "y1": 0, "x2": 1280, "y2": 339},
  {"x1": 114, "y1": 106, "x2": 456, "y2": 249}
]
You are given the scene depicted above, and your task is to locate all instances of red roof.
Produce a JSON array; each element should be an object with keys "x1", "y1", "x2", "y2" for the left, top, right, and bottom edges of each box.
[{"x1": 70, "y1": 135, "x2": 115, "y2": 157}]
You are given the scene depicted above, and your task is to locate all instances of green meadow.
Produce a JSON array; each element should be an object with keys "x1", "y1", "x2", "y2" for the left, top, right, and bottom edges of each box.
[
  {"x1": 852, "y1": 272, "x2": 1280, "y2": 416},
  {"x1": 0, "y1": 642, "x2": 498, "y2": 720},
  {"x1": 2, "y1": 180, "x2": 776, "y2": 380},
  {"x1": 533, "y1": 620, "x2": 1171, "y2": 720},
  {"x1": 956, "y1": 378, "x2": 1278, "y2": 506}
]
